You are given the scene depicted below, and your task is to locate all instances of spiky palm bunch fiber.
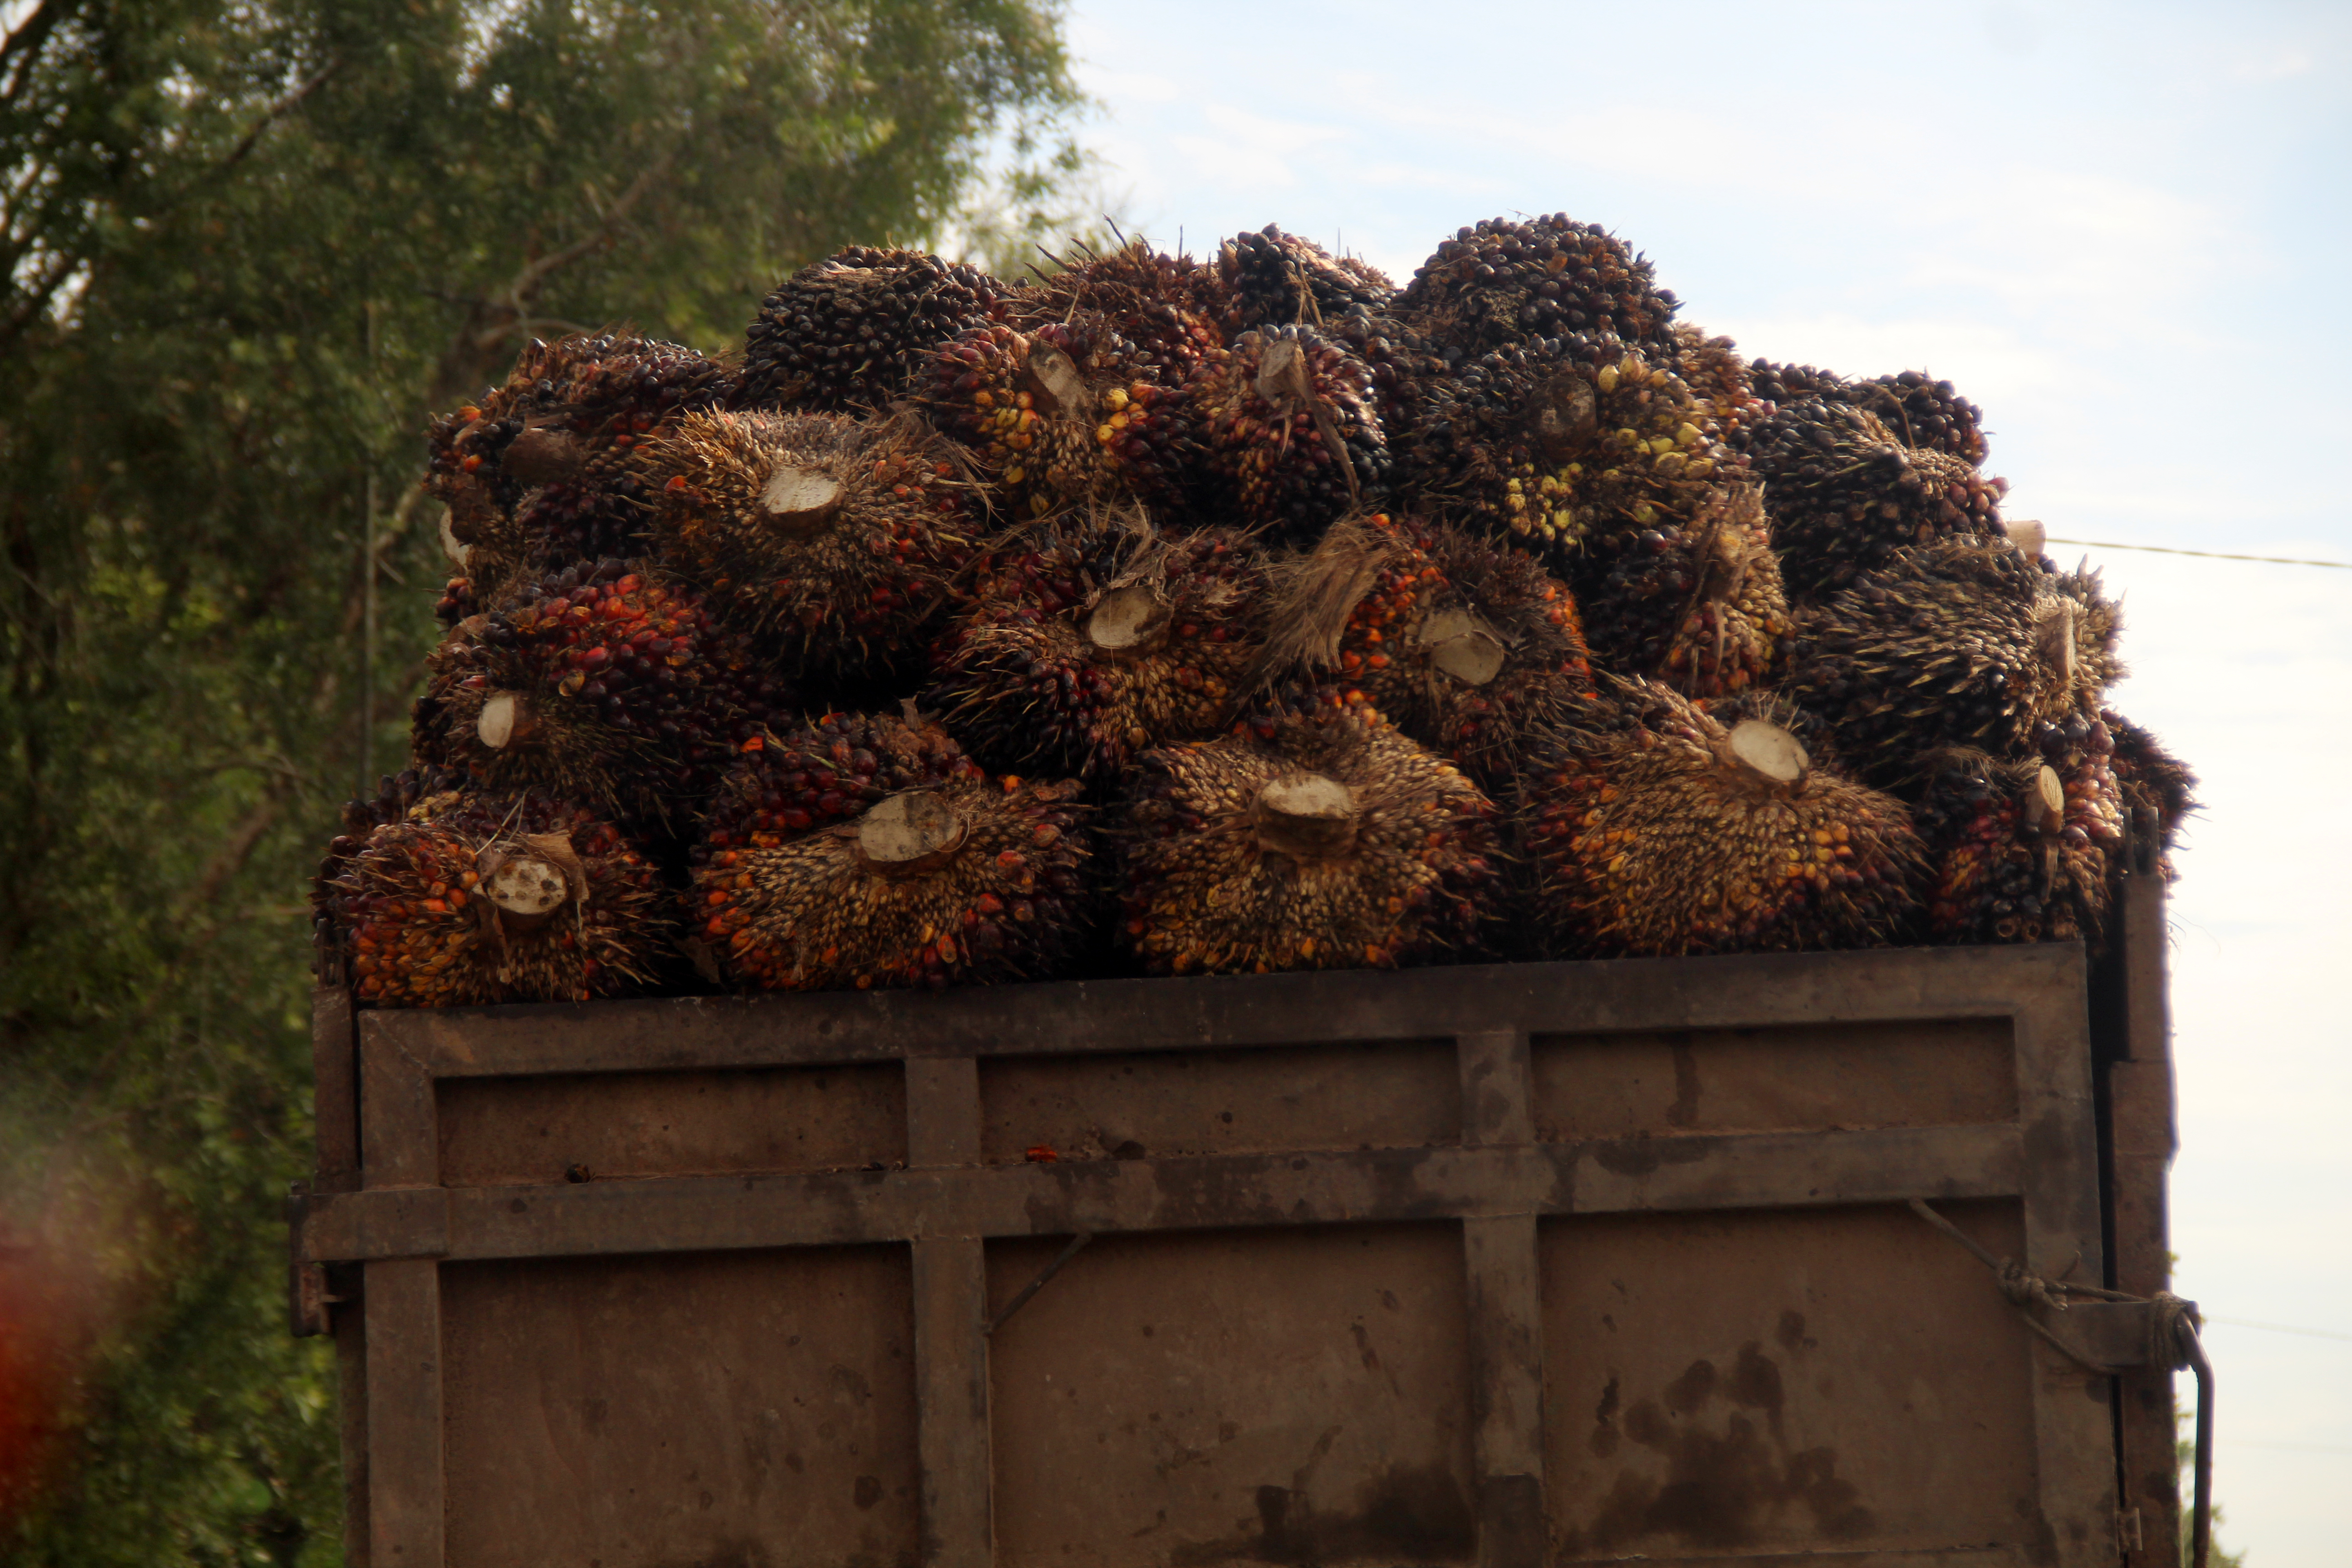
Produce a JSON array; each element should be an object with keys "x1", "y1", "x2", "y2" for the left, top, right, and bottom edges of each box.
[
  {"x1": 1520, "y1": 681, "x2": 1923, "y2": 958},
  {"x1": 317, "y1": 780, "x2": 669, "y2": 1007},
  {"x1": 737, "y1": 246, "x2": 1007, "y2": 411},
  {"x1": 415, "y1": 558, "x2": 792, "y2": 822},
  {"x1": 692, "y1": 711, "x2": 1091, "y2": 991},
  {"x1": 922, "y1": 315, "x2": 1194, "y2": 515},
  {"x1": 924, "y1": 515, "x2": 1268, "y2": 779},
  {"x1": 1117, "y1": 693, "x2": 1502, "y2": 975},
  {"x1": 637, "y1": 410, "x2": 980, "y2": 676},
  {"x1": 1400, "y1": 215, "x2": 1679, "y2": 357},
  {"x1": 1783, "y1": 539, "x2": 2122, "y2": 790},
  {"x1": 1254, "y1": 514, "x2": 1593, "y2": 787},
  {"x1": 1186, "y1": 324, "x2": 1391, "y2": 539}
]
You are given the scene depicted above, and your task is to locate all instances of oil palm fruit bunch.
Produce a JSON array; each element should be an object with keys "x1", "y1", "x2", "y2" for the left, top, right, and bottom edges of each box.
[
  {"x1": 1403, "y1": 336, "x2": 1729, "y2": 561},
  {"x1": 1327, "y1": 305, "x2": 1454, "y2": 446},
  {"x1": 2103, "y1": 709, "x2": 2197, "y2": 858},
  {"x1": 1673, "y1": 326, "x2": 1769, "y2": 442},
  {"x1": 636, "y1": 410, "x2": 980, "y2": 676},
  {"x1": 1400, "y1": 215, "x2": 1680, "y2": 357},
  {"x1": 1575, "y1": 481, "x2": 1792, "y2": 699},
  {"x1": 1740, "y1": 397, "x2": 2007, "y2": 598},
  {"x1": 426, "y1": 333, "x2": 731, "y2": 620},
  {"x1": 1186, "y1": 324, "x2": 1391, "y2": 537},
  {"x1": 922, "y1": 315, "x2": 1195, "y2": 515},
  {"x1": 690, "y1": 710, "x2": 1092, "y2": 991},
  {"x1": 1024, "y1": 237, "x2": 1228, "y2": 385},
  {"x1": 1214, "y1": 225, "x2": 1395, "y2": 332},
  {"x1": 1519, "y1": 681, "x2": 1923, "y2": 958},
  {"x1": 1747, "y1": 363, "x2": 1989, "y2": 466},
  {"x1": 415, "y1": 558, "x2": 792, "y2": 821},
  {"x1": 1783, "y1": 539, "x2": 2123, "y2": 789},
  {"x1": 1117, "y1": 692, "x2": 1502, "y2": 975},
  {"x1": 1915, "y1": 747, "x2": 2122, "y2": 949},
  {"x1": 924, "y1": 514, "x2": 1268, "y2": 780},
  {"x1": 318, "y1": 780, "x2": 670, "y2": 1007},
  {"x1": 1253, "y1": 514, "x2": 1592, "y2": 787},
  {"x1": 738, "y1": 246, "x2": 1007, "y2": 411}
]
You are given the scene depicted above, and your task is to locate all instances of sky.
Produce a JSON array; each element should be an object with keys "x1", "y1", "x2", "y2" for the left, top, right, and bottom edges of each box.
[{"x1": 1060, "y1": 1, "x2": 2352, "y2": 1560}]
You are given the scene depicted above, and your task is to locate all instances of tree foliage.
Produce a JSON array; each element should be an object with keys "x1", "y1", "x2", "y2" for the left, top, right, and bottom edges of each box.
[{"x1": 0, "y1": 1, "x2": 1085, "y2": 1559}]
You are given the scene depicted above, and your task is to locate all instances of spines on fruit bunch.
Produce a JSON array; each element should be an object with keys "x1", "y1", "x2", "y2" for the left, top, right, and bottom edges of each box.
[
  {"x1": 1186, "y1": 325, "x2": 1391, "y2": 539},
  {"x1": 1783, "y1": 539, "x2": 2123, "y2": 790},
  {"x1": 1518, "y1": 681, "x2": 1924, "y2": 958},
  {"x1": 921, "y1": 314, "x2": 1196, "y2": 516},
  {"x1": 1116, "y1": 692, "x2": 1503, "y2": 975},
  {"x1": 737, "y1": 246, "x2": 1007, "y2": 412},
  {"x1": 1400, "y1": 215, "x2": 1680, "y2": 357},
  {"x1": 1252, "y1": 513, "x2": 1593, "y2": 788},
  {"x1": 414, "y1": 558, "x2": 793, "y2": 822},
  {"x1": 316, "y1": 779, "x2": 671, "y2": 1007},
  {"x1": 635, "y1": 409, "x2": 981, "y2": 676},
  {"x1": 923, "y1": 511, "x2": 1268, "y2": 780},
  {"x1": 690, "y1": 709, "x2": 1092, "y2": 991},
  {"x1": 2104, "y1": 710, "x2": 2197, "y2": 864}
]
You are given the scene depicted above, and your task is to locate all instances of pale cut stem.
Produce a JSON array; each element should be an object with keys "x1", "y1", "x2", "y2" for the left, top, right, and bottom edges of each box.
[
  {"x1": 1254, "y1": 773, "x2": 1359, "y2": 858},
  {"x1": 1254, "y1": 337, "x2": 1314, "y2": 404},
  {"x1": 1416, "y1": 608, "x2": 1507, "y2": 686},
  {"x1": 476, "y1": 692, "x2": 539, "y2": 750},
  {"x1": 485, "y1": 855, "x2": 572, "y2": 931},
  {"x1": 2036, "y1": 599, "x2": 2079, "y2": 685},
  {"x1": 761, "y1": 465, "x2": 843, "y2": 531},
  {"x1": 1086, "y1": 583, "x2": 1171, "y2": 652},
  {"x1": 436, "y1": 506, "x2": 471, "y2": 569},
  {"x1": 1722, "y1": 719, "x2": 1810, "y2": 790},
  {"x1": 858, "y1": 791, "x2": 969, "y2": 877},
  {"x1": 2026, "y1": 764, "x2": 2067, "y2": 836},
  {"x1": 1018, "y1": 342, "x2": 1088, "y2": 421},
  {"x1": 2002, "y1": 518, "x2": 2048, "y2": 556}
]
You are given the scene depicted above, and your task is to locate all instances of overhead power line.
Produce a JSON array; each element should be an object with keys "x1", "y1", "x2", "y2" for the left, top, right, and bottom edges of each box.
[
  {"x1": 2202, "y1": 1314, "x2": 2352, "y2": 1343},
  {"x1": 2046, "y1": 538, "x2": 2352, "y2": 569}
]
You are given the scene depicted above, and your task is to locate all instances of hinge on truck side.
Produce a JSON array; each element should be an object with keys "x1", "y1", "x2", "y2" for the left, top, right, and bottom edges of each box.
[{"x1": 2118, "y1": 1505, "x2": 2144, "y2": 1555}]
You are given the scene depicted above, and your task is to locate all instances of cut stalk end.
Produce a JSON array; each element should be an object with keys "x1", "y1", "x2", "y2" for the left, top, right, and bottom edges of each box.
[
  {"x1": 1722, "y1": 719, "x2": 1810, "y2": 790},
  {"x1": 503, "y1": 426, "x2": 586, "y2": 487},
  {"x1": 1254, "y1": 338, "x2": 1315, "y2": 404},
  {"x1": 858, "y1": 791, "x2": 969, "y2": 877},
  {"x1": 760, "y1": 464, "x2": 844, "y2": 531},
  {"x1": 1416, "y1": 608, "x2": 1508, "y2": 686},
  {"x1": 1254, "y1": 773, "x2": 1359, "y2": 858},
  {"x1": 476, "y1": 692, "x2": 539, "y2": 750},
  {"x1": 2001, "y1": 518, "x2": 2048, "y2": 557},
  {"x1": 1086, "y1": 583, "x2": 1171, "y2": 653}
]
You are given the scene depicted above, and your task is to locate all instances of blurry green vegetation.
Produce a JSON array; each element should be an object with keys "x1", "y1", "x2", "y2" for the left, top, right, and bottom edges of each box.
[{"x1": 0, "y1": 1, "x2": 1087, "y2": 1560}]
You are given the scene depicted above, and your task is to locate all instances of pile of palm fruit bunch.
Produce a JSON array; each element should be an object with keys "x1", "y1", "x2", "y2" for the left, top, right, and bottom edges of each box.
[{"x1": 314, "y1": 212, "x2": 2196, "y2": 1004}]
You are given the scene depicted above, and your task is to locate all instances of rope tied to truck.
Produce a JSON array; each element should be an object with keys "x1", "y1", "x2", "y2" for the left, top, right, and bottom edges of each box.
[{"x1": 1910, "y1": 1200, "x2": 2214, "y2": 1568}]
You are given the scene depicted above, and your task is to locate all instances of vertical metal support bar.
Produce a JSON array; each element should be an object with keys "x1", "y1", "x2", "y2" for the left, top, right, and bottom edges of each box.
[
  {"x1": 313, "y1": 986, "x2": 362, "y2": 1194},
  {"x1": 906, "y1": 1056, "x2": 991, "y2": 1568},
  {"x1": 1456, "y1": 1029, "x2": 1545, "y2": 1568},
  {"x1": 2112, "y1": 869, "x2": 2183, "y2": 1568},
  {"x1": 2010, "y1": 965, "x2": 2122, "y2": 1567},
  {"x1": 365, "y1": 1258, "x2": 443, "y2": 1567}
]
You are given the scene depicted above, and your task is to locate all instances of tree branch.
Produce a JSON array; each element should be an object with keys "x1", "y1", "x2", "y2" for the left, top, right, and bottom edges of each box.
[{"x1": 216, "y1": 57, "x2": 341, "y2": 175}]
